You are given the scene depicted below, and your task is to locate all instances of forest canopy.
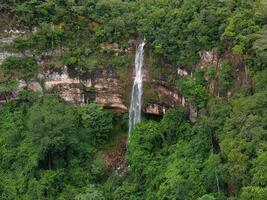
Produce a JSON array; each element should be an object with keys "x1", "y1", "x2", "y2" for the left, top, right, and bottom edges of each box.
[{"x1": 0, "y1": 0, "x2": 266, "y2": 200}]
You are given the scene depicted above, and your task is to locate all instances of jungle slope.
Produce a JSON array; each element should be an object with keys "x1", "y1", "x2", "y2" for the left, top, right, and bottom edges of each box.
[{"x1": 0, "y1": 0, "x2": 267, "y2": 200}]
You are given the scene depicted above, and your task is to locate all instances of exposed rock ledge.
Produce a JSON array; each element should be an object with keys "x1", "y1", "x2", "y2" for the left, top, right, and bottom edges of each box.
[
  {"x1": 43, "y1": 67, "x2": 190, "y2": 116},
  {"x1": 44, "y1": 66, "x2": 128, "y2": 112},
  {"x1": 0, "y1": 66, "x2": 196, "y2": 121},
  {"x1": 144, "y1": 80, "x2": 187, "y2": 115},
  {"x1": 0, "y1": 59, "x2": 189, "y2": 116},
  {"x1": 144, "y1": 80, "x2": 197, "y2": 122}
]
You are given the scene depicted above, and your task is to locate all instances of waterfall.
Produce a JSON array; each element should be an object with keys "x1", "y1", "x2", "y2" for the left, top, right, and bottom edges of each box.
[{"x1": 128, "y1": 41, "x2": 145, "y2": 136}]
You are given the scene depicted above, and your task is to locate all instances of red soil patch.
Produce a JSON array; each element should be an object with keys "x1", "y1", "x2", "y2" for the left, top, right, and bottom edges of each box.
[{"x1": 104, "y1": 136, "x2": 128, "y2": 175}]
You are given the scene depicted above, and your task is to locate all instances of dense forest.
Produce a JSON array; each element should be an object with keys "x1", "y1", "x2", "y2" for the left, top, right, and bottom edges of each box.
[{"x1": 0, "y1": 0, "x2": 267, "y2": 199}]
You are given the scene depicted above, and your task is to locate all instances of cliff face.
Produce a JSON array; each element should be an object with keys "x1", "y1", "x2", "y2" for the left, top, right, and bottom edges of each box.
[
  {"x1": 0, "y1": 28, "x2": 190, "y2": 117},
  {"x1": 199, "y1": 49, "x2": 252, "y2": 96},
  {"x1": 0, "y1": 65, "x2": 187, "y2": 117},
  {"x1": 143, "y1": 80, "x2": 187, "y2": 114},
  {"x1": 0, "y1": 29, "x2": 250, "y2": 120},
  {"x1": 44, "y1": 66, "x2": 186, "y2": 114},
  {"x1": 1, "y1": 49, "x2": 250, "y2": 122},
  {"x1": 43, "y1": 66, "x2": 128, "y2": 112}
]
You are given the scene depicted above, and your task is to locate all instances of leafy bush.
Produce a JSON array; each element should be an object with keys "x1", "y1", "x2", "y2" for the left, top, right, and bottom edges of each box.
[
  {"x1": 75, "y1": 185, "x2": 105, "y2": 200},
  {"x1": 79, "y1": 103, "x2": 113, "y2": 145},
  {"x1": 1, "y1": 56, "x2": 38, "y2": 80},
  {"x1": 218, "y1": 60, "x2": 234, "y2": 95},
  {"x1": 177, "y1": 76, "x2": 209, "y2": 108}
]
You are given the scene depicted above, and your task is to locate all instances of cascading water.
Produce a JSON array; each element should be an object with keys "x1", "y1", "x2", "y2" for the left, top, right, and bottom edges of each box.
[{"x1": 128, "y1": 41, "x2": 145, "y2": 136}]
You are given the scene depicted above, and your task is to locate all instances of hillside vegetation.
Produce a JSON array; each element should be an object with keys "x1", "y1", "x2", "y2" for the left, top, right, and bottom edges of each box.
[{"x1": 0, "y1": 0, "x2": 266, "y2": 199}]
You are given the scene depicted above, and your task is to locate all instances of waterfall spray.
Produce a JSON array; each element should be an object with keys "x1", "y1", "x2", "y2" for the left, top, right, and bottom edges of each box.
[{"x1": 128, "y1": 41, "x2": 145, "y2": 136}]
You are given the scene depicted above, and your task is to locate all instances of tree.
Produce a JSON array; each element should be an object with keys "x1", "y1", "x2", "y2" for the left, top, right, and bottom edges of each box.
[
  {"x1": 79, "y1": 103, "x2": 113, "y2": 145},
  {"x1": 75, "y1": 185, "x2": 105, "y2": 200},
  {"x1": 0, "y1": 94, "x2": 99, "y2": 199},
  {"x1": 241, "y1": 186, "x2": 267, "y2": 200},
  {"x1": 202, "y1": 154, "x2": 225, "y2": 194},
  {"x1": 198, "y1": 194, "x2": 216, "y2": 200},
  {"x1": 0, "y1": 80, "x2": 18, "y2": 102},
  {"x1": 218, "y1": 60, "x2": 234, "y2": 95},
  {"x1": 177, "y1": 76, "x2": 209, "y2": 108},
  {"x1": 251, "y1": 152, "x2": 267, "y2": 187},
  {"x1": 253, "y1": 25, "x2": 267, "y2": 60},
  {"x1": 27, "y1": 94, "x2": 78, "y2": 170},
  {"x1": 127, "y1": 121, "x2": 161, "y2": 180},
  {"x1": 0, "y1": 56, "x2": 38, "y2": 81},
  {"x1": 159, "y1": 107, "x2": 191, "y2": 144}
]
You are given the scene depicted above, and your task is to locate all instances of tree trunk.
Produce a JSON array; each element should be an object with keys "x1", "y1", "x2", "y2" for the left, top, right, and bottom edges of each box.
[{"x1": 227, "y1": 178, "x2": 236, "y2": 197}]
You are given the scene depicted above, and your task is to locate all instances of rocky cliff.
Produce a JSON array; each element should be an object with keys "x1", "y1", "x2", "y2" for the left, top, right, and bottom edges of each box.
[
  {"x1": 45, "y1": 66, "x2": 128, "y2": 112},
  {"x1": 0, "y1": 28, "x2": 197, "y2": 120},
  {"x1": 0, "y1": 64, "x2": 190, "y2": 118},
  {"x1": 1, "y1": 29, "x2": 249, "y2": 121},
  {"x1": 19, "y1": 66, "x2": 187, "y2": 113}
]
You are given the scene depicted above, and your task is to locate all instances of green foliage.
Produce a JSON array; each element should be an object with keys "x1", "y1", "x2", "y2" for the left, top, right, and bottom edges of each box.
[
  {"x1": 11, "y1": 37, "x2": 31, "y2": 54},
  {"x1": 27, "y1": 95, "x2": 78, "y2": 170},
  {"x1": 31, "y1": 23, "x2": 64, "y2": 54},
  {"x1": 122, "y1": 109, "x2": 212, "y2": 200},
  {"x1": 223, "y1": 1, "x2": 260, "y2": 55},
  {"x1": 3, "y1": 0, "x2": 266, "y2": 73},
  {"x1": 218, "y1": 61, "x2": 235, "y2": 95},
  {"x1": 220, "y1": 90, "x2": 267, "y2": 195},
  {"x1": 0, "y1": 95, "x2": 111, "y2": 199},
  {"x1": 11, "y1": 23, "x2": 64, "y2": 55},
  {"x1": 241, "y1": 186, "x2": 267, "y2": 200},
  {"x1": 253, "y1": 25, "x2": 267, "y2": 60},
  {"x1": 1, "y1": 1, "x2": 267, "y2": 199},
  {"x1": 202, "y1": 154, "x2": 225, "y2": 193},
  {"x1": 160, "y1": 107, "x2": 191, "y2": 144},
  {"x1": 0, "y1": 80, "x2": 18, "y2": 102},
  {"x1": 79, "y1": 103, "x2": 113, "y2": 146},
  {"x1": 127, "y1": 121, "x2": 161, "y2": 176},
  {"x1": 198, "y1": 194, "x2": 216, "y2": 200},
  {"x1": 177, "y1": 76, "x2": 209, "y2": 108},
  {"x1": 75, "y1": 184, "x2": 105, "y2": 200},
  {"x1": 156, "y1": 143, "x2": 206, "y2": 200},
  {"x1": 112, "y1": 181, "x2": 141, "y2": 200},
  {"x1": 0, "y1": 56, "x2": 38, "y2": 81},
  {"x1": 251, "y1": 152, "x2": 267, "y2": 187},
  {"x1": 255, "y1": 0, "x2": 267, "y2": 60},
  {"x1": 116, "y1": 82, "x2": 266, "y2": 199}
]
